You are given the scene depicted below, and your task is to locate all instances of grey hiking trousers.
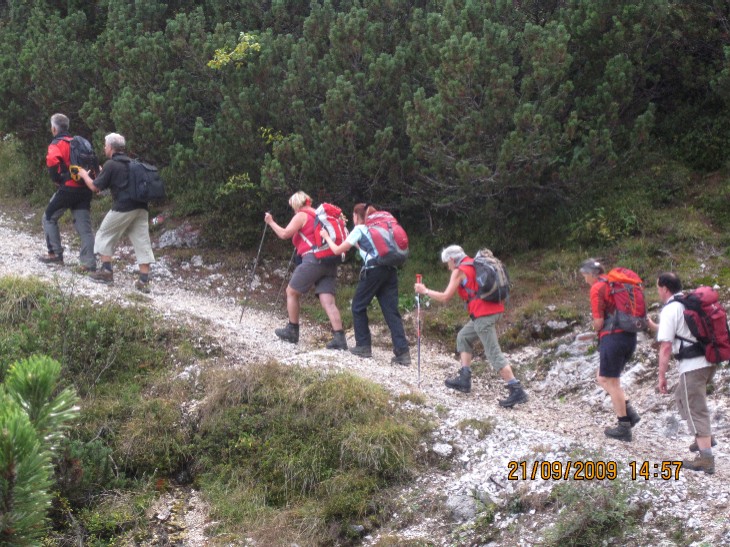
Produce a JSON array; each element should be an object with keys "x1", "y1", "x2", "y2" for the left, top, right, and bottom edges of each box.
[{"x1": 43, "y1": 188, "x2": 96, "y2": 269}]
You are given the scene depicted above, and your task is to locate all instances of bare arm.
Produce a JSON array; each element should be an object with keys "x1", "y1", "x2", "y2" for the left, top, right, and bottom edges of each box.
[
  {"x1": 265, "y1": 211, "x2": 307, "y2": 240},
  {"x1": 414, "y1": 268, "x2": 463, "y2": 303},
  {"x1": 320, "y1": 229, "x2": 353, "y2": 255},
  {"x1": 657, "y1": 341, "x2": 672, "y2": 394},
  {"x1": 77, "y1": 168, "x2": 100, "y2": 193}
]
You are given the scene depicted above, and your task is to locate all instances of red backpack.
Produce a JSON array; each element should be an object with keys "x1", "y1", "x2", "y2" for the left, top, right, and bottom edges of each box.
[
  {"x1": 364, "y1": 211, "x2": 409, "y2": 267},
  {"x1": 674, "y1": 287, "x2": 730, "y2": 364},
  {"x1": 299, "y1": 203, "x2": 348, "y2": 263},
  {"x1": 601, "y1": 268, "x2": 647, "y2": 333}
]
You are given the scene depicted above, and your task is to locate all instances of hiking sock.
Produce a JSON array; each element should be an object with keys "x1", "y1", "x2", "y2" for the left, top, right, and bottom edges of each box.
[
  {"x1": 102, "y1": 262, "x2": 113, "y2": 273},
  {"x1": 506, "y1": 378, "x2": 519, "y2": 386},
  {"x1": 139, "y1": 273, "x2": 149, "y2": 283},
  {"x1": 618, "y1": 416, "x2": 631, "y2": 423},
  {"x1": 700, "y1": 448, "x2": 713, "y2": 457}
]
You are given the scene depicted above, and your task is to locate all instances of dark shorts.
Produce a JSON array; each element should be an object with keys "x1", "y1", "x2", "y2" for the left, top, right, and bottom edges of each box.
[
  {"x1": 288, "y1": 253, "x2": 338, "y2": 295},
  {"x1": 598, "y1": 332, "x2": 637, "y2": 378}
]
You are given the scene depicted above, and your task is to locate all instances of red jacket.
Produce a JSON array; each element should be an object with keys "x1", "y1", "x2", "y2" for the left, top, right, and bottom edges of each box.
[
  {"x1": 47, "y1": 134, "x2": 85, "y2": 189},
  {"x1": 457, "y1": 257, "x2": 505, "y2": 318}
]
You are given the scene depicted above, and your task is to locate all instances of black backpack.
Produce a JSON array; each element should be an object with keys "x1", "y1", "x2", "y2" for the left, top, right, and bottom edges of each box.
[
  {"x1": 129, "y1": 160, "x2": 166, "y2": 202},
  {"x1": 55, "y1": 135, "x2": 99, "y2": 180},
  {"x1": 119, "y1": 159, "x2": 166, "y2": 202},
  {"x1": 472, "y1": 249, "x2": 511, "y2": 303}
]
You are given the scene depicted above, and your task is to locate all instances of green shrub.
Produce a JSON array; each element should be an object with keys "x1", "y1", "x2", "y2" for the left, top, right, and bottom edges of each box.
[
  {"x1": 543, "y1": 477, "x2": 641, "y2": 546},
  {"x1": 54, "y1": 439, "x2": 128, "y2": 507},
  {"x1": 0, "y1": 134, "x2": 41, "y2": 201},
  {"x1": 195, "y1": 363, "x2": 431, "y2": 543},
  {"x1": 1, "y1": 356, "x2": 80, "y2": 544}
]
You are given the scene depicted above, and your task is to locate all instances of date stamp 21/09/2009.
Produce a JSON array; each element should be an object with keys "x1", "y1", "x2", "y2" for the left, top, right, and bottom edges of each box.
[{"x1": 507, "y1": 460, "x2": 683, "y2": 481}]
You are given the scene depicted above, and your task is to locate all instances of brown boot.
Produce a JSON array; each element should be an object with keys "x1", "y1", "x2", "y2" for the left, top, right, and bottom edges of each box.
[
  {"x1": 682, "y1": 452, "x2": 715, "y2": 475},
  {"x1": 90, "y1": 269, "x2": 114, "y2": 284},
  {"x1": 38, "y1": 253, "x2": 63, "y2": 264}
]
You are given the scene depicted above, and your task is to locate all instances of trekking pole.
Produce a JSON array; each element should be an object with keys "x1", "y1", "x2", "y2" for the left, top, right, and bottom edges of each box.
[
  {"x1": 239, "y1": 223, "x2": 268, "y2": 323},
  {"x1": 275, "y1": 249, "x2": 297, "y2": 304},
  {"x1": 416, "y1": 274, "x2": 422, "y2": 388}
]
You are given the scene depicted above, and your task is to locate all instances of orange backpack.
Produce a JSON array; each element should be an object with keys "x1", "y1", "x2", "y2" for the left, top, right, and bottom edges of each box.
[{"x1": 601, "y1": 267, "x2": 647, "y2": 333}]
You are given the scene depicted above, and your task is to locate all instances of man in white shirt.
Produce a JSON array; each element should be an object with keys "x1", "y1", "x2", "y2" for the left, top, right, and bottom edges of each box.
[{"x1": 649, "y1": 272, "x2": 716, "y2": 474}]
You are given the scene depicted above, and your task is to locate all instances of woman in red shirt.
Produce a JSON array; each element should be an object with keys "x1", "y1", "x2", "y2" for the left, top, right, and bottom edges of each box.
[
  {"x1": 264, "y1": 191, "x2": 346, "y2": 350},
  {"x1": 415, "y1": 245, "x2": 528, "y2": 407}
]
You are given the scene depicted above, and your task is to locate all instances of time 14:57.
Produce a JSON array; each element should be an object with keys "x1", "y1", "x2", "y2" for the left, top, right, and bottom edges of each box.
[{"x1": 629, "y1": 461, "x2": 682, "y2": 480}]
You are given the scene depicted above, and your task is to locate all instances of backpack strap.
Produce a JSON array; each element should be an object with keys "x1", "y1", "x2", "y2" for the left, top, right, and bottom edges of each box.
[{"x1": 456, "y1": 257, "x2": 478, "y2": 303}]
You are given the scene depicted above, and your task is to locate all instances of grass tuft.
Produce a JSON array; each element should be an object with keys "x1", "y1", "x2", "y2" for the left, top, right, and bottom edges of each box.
[{"x1": 195, "y1": 362, "x2": 431, "y2": 544}]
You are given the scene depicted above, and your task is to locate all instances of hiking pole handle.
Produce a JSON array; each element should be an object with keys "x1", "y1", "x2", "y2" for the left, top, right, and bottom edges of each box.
[{"x1": 416, "y1": 274, "x2": 422, "y2": 284}]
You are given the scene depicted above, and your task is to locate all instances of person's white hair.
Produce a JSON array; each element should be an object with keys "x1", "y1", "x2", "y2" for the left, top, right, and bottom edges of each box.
[
  {"x1": 50, "y1": 113, "x2": 69, "y2": 132},
  {"x1": 105, "y1": 133, "x2": 126, "y2": 152},
  {"x1": 441, "y1": 245, "x2": 466, "y2": 264},
  {"x1": 288, "y1": 191, "x2": 312, "y2": 211},
  {"x1": 579, "y1": 258, "x2": 604, "y2": 276}
]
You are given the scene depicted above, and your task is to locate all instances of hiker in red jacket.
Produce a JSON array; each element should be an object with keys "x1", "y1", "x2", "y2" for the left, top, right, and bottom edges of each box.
[
  {"x1": 38, "y1": 113, "x2": 96, "y2": 271},
  {"x1": 264, "y1": 191, "x2": 347, "y2": 350},
  {"x1": 580, "y1": 258, "x2": 641, "y2": 442},
  {"x1": 414, "y1": 245, "x2": 528, "y2": 407}
]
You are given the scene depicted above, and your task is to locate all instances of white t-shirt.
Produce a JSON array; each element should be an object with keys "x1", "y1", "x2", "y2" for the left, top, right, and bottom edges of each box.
[{"x1": 657, "y1": 294, "x2": 712, "y2": 374}]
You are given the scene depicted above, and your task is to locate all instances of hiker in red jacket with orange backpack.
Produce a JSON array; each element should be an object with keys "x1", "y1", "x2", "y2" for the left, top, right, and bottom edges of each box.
[{"x1": 580, "y1": 259, "x2": 646, "y2": 442}]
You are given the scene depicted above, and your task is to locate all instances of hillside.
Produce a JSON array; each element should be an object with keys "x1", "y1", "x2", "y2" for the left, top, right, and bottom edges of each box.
[{"x1": 1, "y1": 205, "x2": 729, "y2": 546}]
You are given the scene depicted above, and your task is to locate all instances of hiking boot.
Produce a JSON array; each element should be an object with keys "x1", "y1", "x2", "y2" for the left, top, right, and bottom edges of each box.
[
  {"x1": 135, "y1": 279, "x2": 151, "y2": 294},
  {"x1": 90, "y1": 269, "x2": 114, "y2": 284},
  {"x1": 326, "y1": 330, "x2": 348, "y2": 350},
  {"x1": 445, "y1": 367, "x2": 471, "y2": 393},
  {"x1": 604, "y1": 420, "x2": 632, "y2": 442},
  {"x1": 350, "y1": 345, "x2": 372, "y2": 358},
  {"x1": 626, "y1": 401, "x2": 641, "y2": 427},
  {"x1": 391, "y1": 350, "x2": 411, "y2": 366},
  {"x1": 499, "y1": 381, "x2": 529, "y2": 408},
  {"x1": 682, "y1": 452, "x2": 715, "y2": 475},
  {"x1": 275, "y1": 322, "x2": 299, "y2": 344},
  {"x1": 689, "y1": 436, "x2": 717, "y2": 452},
  {"x1": 38, "y1": 253, "x2": 63, "y2": 264}
]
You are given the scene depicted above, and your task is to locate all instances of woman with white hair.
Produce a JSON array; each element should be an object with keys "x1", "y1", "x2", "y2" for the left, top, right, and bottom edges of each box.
[
  {"x1": 414, "y1": 245, "x2": 528, "y2": 407},
  {"x1": 264, "y1": 191, "x2": 347, "y2": 350}
]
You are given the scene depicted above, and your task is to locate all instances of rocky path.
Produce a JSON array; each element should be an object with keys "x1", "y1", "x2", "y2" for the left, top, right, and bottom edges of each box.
[{"x1": 1, "y1": 209, "x2": 728, "y2": 546}]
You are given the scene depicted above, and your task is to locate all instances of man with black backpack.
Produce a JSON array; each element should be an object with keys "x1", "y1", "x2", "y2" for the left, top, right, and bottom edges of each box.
[
  {"x1": 414, "y1": 245, "x2": 528, "y2": 407},
  {"x1": 76, "y1": 133, "x2": 155, "y2": 293},
  {"x1": 648, "y1": 272, "x2": 717, "y2": 475},
  {"x1": 38, "y1": 113, "x2": 98, "y2": 272}
]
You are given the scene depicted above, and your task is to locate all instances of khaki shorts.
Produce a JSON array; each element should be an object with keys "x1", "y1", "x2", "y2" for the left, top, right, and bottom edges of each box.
[
  {"x1": 675, "y1": 365, "x2": 716, "y2": 437},
  {"x1": 456, "y1": 313, "x2": 507, "y2": 371},
  {"x1": 288, "y1": 253, "x2": 337, "y2": 295},
  {"x1": 95, "y1": 209, "x2": 155, "y2": 265}
]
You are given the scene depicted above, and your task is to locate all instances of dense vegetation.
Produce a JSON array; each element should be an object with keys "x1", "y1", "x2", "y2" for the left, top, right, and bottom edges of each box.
[
  {"x1": 0, "y1": 0, "x2": 728, "y2": 250},
  {"x1": 0, "y1": 276, "x2": 431, "y2": 544}
]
